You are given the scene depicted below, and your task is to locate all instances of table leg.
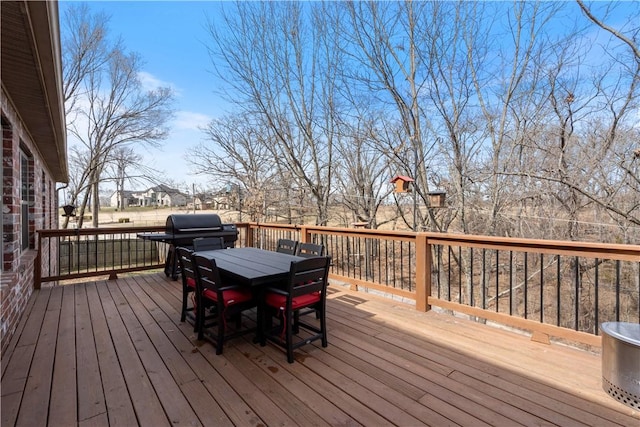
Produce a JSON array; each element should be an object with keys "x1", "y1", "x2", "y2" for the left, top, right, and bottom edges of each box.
[{"x1": 255, "y1": 287, "x2": 267, "y2": 345}]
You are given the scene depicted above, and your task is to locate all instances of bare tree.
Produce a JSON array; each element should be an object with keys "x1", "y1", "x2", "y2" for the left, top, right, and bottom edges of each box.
[
  {"x1": 62, "y1": 3, "x2": 116, "y2": 120},
  {"x1": 467, "y1": 2, "x2": 563, "y2": 236},
  {"x1": 189, "y1": 115, "x2": 279, "y2": 221},
  {"x1": 509, "y1": 1, "x2": 640, "y2": 240},
  {"x1": 573, "y1": 0, "x2": 640, "y2": 230},
  {"x1": 106, "y1": 146, "x2": 142, "y2": 211},
  {"x1": 333, "y1": 116, "x2": 394, "y2": 229},
  {"x1": 61, "y1": 146, "x2": 93, "y2": 228},
  {"x1": 205, "y1": 1, "x2": 341, "y2": 225},
  {"x1": 197, "y1": 0, "x2": 639, "y2": 243},
  {"x1": 342, "y1": 1, "x2": 453, "y2": 231},
  {"x1": 62, "y1": 5, "x2": 174, "y2": 228}
]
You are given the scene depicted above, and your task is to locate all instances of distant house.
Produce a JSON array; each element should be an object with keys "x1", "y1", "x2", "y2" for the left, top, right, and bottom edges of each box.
[
  {"x1": 211, "y1": 191, "x2": 232, "y2": 210},
  {"x1": 137, "y1": 184, "x2": 187, "y2": 207},
  {"x1": 188, "y1": 195, "x2": 204, "y2": 211},
  {"x1": 1, "y1": 1, "x2": 67, "y2": 352},
  {"x1": 109, "y1": 190, "x2": 137, "y2": 209},
  {"x1": 110, "y1": 185, "x2": 188, "y2": 208},
  {"x1": 188, "y1": 191, "x2": 231, "y2": 210}
]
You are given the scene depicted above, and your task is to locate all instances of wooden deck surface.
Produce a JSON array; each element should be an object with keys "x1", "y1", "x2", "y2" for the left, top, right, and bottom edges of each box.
[{"x1": 2, "y1": 271, "x2": 638, "y2": 426}]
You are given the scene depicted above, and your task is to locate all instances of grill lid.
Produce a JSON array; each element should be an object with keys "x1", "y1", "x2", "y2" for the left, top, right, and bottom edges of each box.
[{"x1": 166, "y1": 214, "x2": 223, "y2": 234}]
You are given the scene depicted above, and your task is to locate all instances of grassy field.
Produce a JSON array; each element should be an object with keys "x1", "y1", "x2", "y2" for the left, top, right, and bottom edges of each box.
[
  {"x1": 60, "y1": 205, "x2": 404, "y2": 229},
  {"x1": 60, "y1": 206, "x2": 239, "y2": 227}
]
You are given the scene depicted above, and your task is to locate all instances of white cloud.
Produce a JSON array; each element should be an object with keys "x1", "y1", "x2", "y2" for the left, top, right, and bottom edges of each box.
[
  {"x1": 138, "y1": 71, "x2": 178, "y2": 94},
  {"x1": 173, "y1": 111, "x2": 211, "y2": 130}
]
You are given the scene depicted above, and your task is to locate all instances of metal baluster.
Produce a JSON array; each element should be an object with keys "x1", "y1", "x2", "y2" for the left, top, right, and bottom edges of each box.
[
  {"x1": 615, "y1": 260, "x2": 621, "y2": 322},
  {"x1": 495, "y1": 250, "x2": 500, "y2": 313},
  {"x1": 509, "y1": 251, "x2": 513, "y2": 315},
  {"x1": 470, "y1": 248, "x2": 474, "y2": 307},
  {"x1": 574, "y1": 256, "x2": 579, "y2": 330},
  {"x1": 458, "y1": 246, "x2": 462, "y2": 304},
  {"x1": 482, "y1": 248, "x2": 486, "y2": 310},
  {"x1": 524, "y1": 253, "x2": 528, "y2": 319},
  {"x1": 540, "y1": 253, "x2": 544, "y2": 323},
  {"x1": 556, "y1": 255, "x2": 561, "y2": 327},
  {"x1": 594, "y1": 258, "x2": 599, "y2": 334},
  {"x1": 447, "y1": 246, "x2": 451, "y2": 301}
]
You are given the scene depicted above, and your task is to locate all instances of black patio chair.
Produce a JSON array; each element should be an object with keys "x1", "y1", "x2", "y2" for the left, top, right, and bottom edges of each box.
[
  {"x1": 275, "y1": 238, "x2": 298, "y2": 255},
  {"x1": 176, "y1": 246, "x2": 198, "y2": 330},
  {"x1": 295, "y1": 242, "x2": 327, "y2": 318},
  {"x1": 261, "y1": 256, "x2": 331, "y2": 363},
  {"x1": 192, "y1": 253, "x2": 257, "y2": 355}
]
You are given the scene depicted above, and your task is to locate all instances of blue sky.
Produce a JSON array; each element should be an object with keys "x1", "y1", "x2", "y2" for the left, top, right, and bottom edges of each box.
[{"x1": 60, "y1": 1, "x2": 230, "y2": 191}]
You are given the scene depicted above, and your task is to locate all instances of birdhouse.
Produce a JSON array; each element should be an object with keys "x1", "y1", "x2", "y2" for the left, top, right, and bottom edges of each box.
[
  {"x1": 428, "y1": 191, "x2": 446, "y2": 208},
  {"x1": 62, "y1": 205, "x2": 76, "y2": 217},
  {"x1": 390, "y1": 175, "x2": 414, "y2": 193}
]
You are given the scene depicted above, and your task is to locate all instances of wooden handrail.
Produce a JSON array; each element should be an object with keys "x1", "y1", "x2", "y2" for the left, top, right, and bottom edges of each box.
[{"x1": 423, "y1": 232, "x2": 640, "y2": 262}]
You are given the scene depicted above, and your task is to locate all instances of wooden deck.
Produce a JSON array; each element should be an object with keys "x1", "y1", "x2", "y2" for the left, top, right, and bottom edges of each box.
[{"x1": 2, "y1": 272, "x2": 638, "y2": 427}]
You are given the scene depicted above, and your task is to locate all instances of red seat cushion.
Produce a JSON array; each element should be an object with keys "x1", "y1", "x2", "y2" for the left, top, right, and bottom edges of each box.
[
  {"x1": 265, "y1": 291, "x2": 320, "y2": 310},
  {"x1": 186, "y1": 277, "x2": 196, "y2": 288},
  {"x1": 203, "y1": 288, "x2": 252, "y2": 306}
]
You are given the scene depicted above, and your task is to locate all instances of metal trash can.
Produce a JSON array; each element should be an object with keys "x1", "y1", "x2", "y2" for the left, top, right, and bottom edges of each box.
[{"x1": 601, "y1": 322, "x2": 640, "y2": 410}]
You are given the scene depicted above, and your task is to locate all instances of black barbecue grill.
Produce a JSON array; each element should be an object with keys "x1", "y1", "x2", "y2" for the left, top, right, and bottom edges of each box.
[{"x1": 138, "y1": 214, "x2": 238, "y2": 279}]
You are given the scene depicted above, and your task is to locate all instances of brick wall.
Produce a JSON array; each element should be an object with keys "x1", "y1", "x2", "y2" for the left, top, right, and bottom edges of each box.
[{"x1": 1, "y1": 88, "x2": 60, "y2": 353}]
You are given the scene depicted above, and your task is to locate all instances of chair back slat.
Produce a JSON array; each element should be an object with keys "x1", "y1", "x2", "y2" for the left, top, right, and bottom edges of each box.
[
  {"x1": 177, "y1": 246, "x2": 198, "y2": 323},
  {"x1": 192, "y1": 254, "x2": 224, "y2": 293},
  {"x1": 176, "y1": 246, "x2": 196, "y2": 283},
  {"x1": 288, "y1": 256, "x2": 330, "y2": 297},
  {"x1": 295, "y1": 242, "x2": 325, "y2": 258}
]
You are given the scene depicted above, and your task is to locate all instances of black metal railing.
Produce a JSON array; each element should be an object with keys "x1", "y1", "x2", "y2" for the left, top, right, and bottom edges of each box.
[
  {"x1": 432, "y1": 245, "x2": 640, "y2": 335},
  {"x1": 322, "y1": 232, "x2": 415, "y2": 292},
  {"x1": 36, "y1": 225, "x2": 166, "y2": 284}
]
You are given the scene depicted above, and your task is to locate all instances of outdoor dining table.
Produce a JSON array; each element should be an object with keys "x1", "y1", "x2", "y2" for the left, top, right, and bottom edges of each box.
[
  {"x1": 192, "y1": 247, "x2": 305, "y2": 342},
  {"x1": 193, "y1": 247, "x2": 304, "y2": 286}
]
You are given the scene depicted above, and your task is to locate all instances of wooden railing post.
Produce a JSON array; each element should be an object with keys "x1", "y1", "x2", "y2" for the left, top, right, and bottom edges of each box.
[
  {"x1": 299, "y1": 226, "x2": 310, "y2": 244},
  {"x1": 34, "y1": 232, "x2": 42, "y2": 290},
  {"x1": 415, "y1": 232, "x2": 431, "y2": 312},
  {"x1": 242, "y1": 223, "x2": 254, "y2": 248}
]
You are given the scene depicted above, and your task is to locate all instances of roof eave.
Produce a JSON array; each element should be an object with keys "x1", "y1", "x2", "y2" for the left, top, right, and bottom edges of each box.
[{"x1": 1, "y1": 1, "x2": 68, "y2": 182}]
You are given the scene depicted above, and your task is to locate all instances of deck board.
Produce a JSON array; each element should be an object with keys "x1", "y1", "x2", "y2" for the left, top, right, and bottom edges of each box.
[
  {"x1": 323, "y1": 329, "x2": 517, "y2": 426},
  {"x1": 232, "y1": 339, "x2": 358, "y2": 427},
  {"x1": 106, "y1": 279, "x2": 202, "y2": 426},
  {"x1": 2, "y1": 271, "x2": 639, "y2": 427},
  {"x1": 120, "y1": 276, "x2": 232, "y2": 426},
  {"x1": 135, "y1": 274, "x2": 264, "y2": 426},
  {"x1": 76, "y1": 283, "x2": 107, "y2": 423},
  {"x1": 16, "y1": 287, "x2": 61, "y2": 427},
  {"x1": 48, "y1": 285, "x2": 78, "y2": 426},
  {"x1": 95, "y1": 282, "x2": 168, "y2": 427},
  {"x1": 86, "y1": 279, "x2": 138, "y2": 427}
]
